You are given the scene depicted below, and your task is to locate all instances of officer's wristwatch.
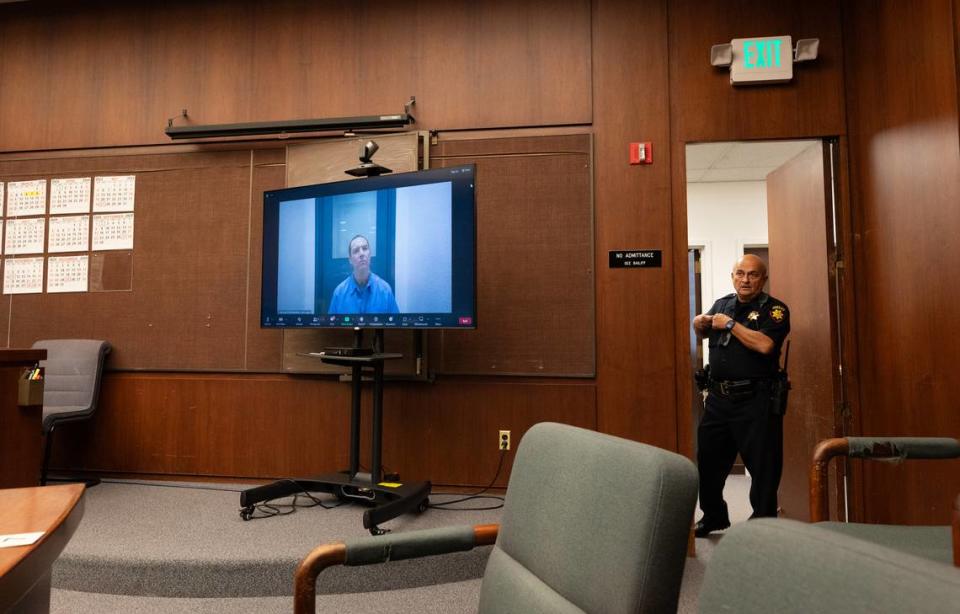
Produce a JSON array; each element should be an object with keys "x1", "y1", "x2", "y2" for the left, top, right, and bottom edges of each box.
[{"x1": 725, "y1": 319, "x2": 736, "y2": 331}]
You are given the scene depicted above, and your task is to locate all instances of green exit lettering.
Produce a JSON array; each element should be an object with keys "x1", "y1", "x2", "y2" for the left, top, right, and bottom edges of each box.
[{"x1": 743, "y1": 39, "x2": 782, "y2": 69}]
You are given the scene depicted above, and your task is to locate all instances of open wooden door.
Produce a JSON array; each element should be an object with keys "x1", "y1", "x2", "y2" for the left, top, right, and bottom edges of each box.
[{"x1": 766, "y1": 141, "x2": 843, "y2": 521}]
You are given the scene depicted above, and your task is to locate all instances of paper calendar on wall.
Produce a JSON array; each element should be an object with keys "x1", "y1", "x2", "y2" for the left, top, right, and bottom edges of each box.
[
  {"x1": 92, "y1": 212, "x2": 134, "y2": 250},
  {"x1": 0, "y1": 174, "x2": 136, "y2": 295},
  {"x1": 50, "y1": 177, "x2": 92, "y2": 214},
  {"x1": 48, "y1": 215, "x2": 89, "y2": 253},
  {"x1": 7, "y1": 180, "x2": 46, "y2": 217},
  {"x1": 3, "y1": 257, "x2": 44, "y2": 294},
  {"x1": 47, "y1": 255, "x2": 89, "y2": 293},
  {"x1": 93, "y1": 175, "x2": 135, "y2": 213},
  {"x1": 4, "y1": 218, "x2": 45, "y2": 255}
]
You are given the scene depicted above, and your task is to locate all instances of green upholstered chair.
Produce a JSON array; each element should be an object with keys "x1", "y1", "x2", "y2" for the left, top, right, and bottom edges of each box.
[
  {"x1": 699, "y1": 518, "x2": 960, "y2": 613},
  {"x1": 810, "y1": 436, "x2": 960, "y2": 564},
  {"x1": 294, "y1": 422, "x2": 699, "y2": 614}
]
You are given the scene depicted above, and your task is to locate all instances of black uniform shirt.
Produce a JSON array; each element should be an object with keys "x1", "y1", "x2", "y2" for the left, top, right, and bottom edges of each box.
[{"x1": 706, "y1": 292, "x2": 790, "y2": 380}]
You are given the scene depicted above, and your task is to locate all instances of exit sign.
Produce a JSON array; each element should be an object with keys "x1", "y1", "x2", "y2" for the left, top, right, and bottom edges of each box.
[{"x1": 730, "y1": 36, "x2": 793, "y2": 85}]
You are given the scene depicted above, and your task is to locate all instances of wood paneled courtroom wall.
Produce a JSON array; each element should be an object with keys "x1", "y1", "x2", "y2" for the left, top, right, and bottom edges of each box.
[
  {"x1": 0, "y1": 0, "x2": 602, "y2": 487},
  {"x1": 0, "y1": 0, "x2": 592, "y2": 149},
  {"x1": 2, "y1": 0, "x2": 959, "y2": 524},
  {"x1": 1, "y1": 150, "x2": 286, "y2": 370},
  {"x1": 841, "y1": 0, "x2": 960, "y2": 524}
]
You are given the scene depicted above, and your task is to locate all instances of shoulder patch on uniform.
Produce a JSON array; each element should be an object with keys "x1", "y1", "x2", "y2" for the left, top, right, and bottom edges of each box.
[{"x1": 770, "y1": 305, "x2": 786, "y2": 322}]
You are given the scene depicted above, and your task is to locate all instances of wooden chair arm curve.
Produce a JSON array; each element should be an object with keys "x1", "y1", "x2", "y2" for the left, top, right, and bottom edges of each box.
[
  {"x1": 810, "y1": 437, "x2": 960, "y2": 523},
  {"x1": 294, "y1": 542, "x2": 346, "y2": 614},
  {"x1": 809, "y1": 438, "x2": 849, "y2": 522},
  {"x1": 293, "y1": 523, "x2": 499, "y2": 614}
]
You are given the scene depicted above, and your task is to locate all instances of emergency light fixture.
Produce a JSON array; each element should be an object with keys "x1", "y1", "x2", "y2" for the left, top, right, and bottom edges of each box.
[{"x1": 710, "y1": 36, "x2": 819, "y2": 85}]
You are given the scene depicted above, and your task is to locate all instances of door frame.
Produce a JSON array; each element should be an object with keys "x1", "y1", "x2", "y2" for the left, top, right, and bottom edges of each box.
[
  {"x1": 672, "y1": 136, "x2": 862, "y2": 522},
  {"x1": 825, "y1": 136, "x2": 864, "y2": 521}
]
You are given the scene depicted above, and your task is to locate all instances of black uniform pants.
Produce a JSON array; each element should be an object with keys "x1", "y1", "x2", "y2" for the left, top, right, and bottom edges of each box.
[{"x1": 696, "y1": 385, "x2": 783, "y2": 521}]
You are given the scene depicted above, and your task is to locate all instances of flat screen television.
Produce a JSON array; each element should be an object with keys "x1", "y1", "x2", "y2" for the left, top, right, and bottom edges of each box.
[{"x1": 261, "y1": 164, "x2": 476, "y2": 329}]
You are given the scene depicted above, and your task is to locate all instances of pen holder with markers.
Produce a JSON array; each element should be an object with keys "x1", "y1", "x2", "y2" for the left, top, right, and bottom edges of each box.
[{"x1": 18, "y1": 366, "x2": 44, "y2": 406}]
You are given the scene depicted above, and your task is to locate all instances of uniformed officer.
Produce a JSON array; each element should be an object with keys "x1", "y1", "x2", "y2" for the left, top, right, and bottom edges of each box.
[{"x1": 691, "y1": 254, "x2": 790, "y2": 537}]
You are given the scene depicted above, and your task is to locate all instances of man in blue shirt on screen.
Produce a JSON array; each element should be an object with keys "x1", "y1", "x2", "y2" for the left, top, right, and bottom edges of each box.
[{"x1": 328, "y1": 234, "x2": 400, "y2": 314}]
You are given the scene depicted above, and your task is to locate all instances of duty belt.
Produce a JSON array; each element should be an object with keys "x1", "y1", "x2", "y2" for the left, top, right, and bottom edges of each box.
[{"x1": 708, "y1": 378, "x2": 757, "y2": 399}]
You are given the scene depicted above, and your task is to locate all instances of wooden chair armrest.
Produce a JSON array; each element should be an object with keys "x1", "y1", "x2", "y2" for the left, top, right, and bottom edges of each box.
[
  {"x1": 293, "y1": 523, "x2": 499, "y2": 614},
  {"x1": 810, "y1": 437, "x2": 960, "y2": 522},
  {"x1": 810, "y1": 438, "x2": 849, "y2": 522}
]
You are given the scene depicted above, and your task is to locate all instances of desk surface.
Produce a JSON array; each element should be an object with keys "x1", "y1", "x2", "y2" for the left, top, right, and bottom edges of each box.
[
  {"x1": 0, "y1": 349, "x2": 46, "y2": 367},
  {"x1": 0, "y1": 484, "x2": 84, "y2": 610}
]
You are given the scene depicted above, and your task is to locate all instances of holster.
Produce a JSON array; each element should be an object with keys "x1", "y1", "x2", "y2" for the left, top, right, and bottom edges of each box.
[
  {"x1": 770, "y1": 371, "x2": 791, "y2": 416},
  {"x1": 694, "y1": 366, "x2": 710, "y2": 392}
]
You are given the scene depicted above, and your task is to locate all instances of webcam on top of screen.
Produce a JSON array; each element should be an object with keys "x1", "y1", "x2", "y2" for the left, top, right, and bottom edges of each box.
[{"x1": 345, "y1": 140, "x2": 393, "y2": 177}]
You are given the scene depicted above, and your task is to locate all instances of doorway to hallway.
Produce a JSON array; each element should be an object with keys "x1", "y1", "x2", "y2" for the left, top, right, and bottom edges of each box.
[{"x1": 684, "y1": 138, "x2": 846, "y2": 522}]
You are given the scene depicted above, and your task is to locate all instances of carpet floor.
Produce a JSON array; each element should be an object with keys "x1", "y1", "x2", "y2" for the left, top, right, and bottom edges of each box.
[
  {"x1": 50, "y1": 474, "x2": 753, "y2": 613},
  {"x1": 53, "y1": 479, "x2": 501, "y2": 599}
]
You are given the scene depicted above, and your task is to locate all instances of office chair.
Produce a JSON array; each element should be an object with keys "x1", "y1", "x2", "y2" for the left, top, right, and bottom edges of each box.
[
  {"x1": 32, "y1": 339, "x2": 111, "y2": 487},
  {"x1": 809, "y1": 436, "x2": 960, "y2": 564},
  {"x1": 294, "y1": 422, "x2": 699, "y2": 614},
  {"x1": 699, "y1": 518, "x2": 960, "y2": 613}
]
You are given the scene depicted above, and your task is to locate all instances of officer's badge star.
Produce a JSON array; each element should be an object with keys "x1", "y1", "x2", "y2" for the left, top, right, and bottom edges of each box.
[
  {"x1": 771, "y1": 305, "x2": 786, "y2": 322},
  {"x1": 748, "y1": 311, "x2": 760, "y2": 321}
]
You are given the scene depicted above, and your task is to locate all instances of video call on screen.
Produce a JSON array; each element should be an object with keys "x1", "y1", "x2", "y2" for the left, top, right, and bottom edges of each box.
[{"x1": 260, "y1": 165, "x2": 476, "y2": 329}]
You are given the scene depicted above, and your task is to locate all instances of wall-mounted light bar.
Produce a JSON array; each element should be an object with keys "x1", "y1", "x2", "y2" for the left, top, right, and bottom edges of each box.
[{"x1": 165, "y1": 99, "x2": 416, "y2": 140}]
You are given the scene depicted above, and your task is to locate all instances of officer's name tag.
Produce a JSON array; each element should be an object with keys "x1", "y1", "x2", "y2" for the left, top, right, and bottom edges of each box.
[{"x1": 609, "y1": 249, "x2": 662, "y2": 268}]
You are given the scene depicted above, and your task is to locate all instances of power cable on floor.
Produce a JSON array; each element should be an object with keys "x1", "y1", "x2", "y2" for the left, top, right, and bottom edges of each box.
[
  {"x1": 243, "y1": 479, "x2": 349, "y2": 520},
  {"x1": 427, "y1": 448, "x2": 507, "y2": 511}
]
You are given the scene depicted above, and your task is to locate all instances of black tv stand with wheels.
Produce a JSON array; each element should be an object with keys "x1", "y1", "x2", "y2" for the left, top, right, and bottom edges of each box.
[{"x1": 239, "y1": 329, "x2": 431, "y2": 535}]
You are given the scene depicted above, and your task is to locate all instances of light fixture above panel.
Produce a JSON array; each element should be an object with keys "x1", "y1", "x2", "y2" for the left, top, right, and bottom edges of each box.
[{"x1": 165, "y1": 98, "x2": 416, "y2": 140}]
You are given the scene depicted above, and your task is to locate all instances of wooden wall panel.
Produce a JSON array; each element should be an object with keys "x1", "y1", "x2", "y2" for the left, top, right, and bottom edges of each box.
[
  {"x1": 54, "y1": 373, "x2": 353, "y2": 478},
  {"x1": 430, "y1": 135, "x2": 595, "y2": 377},
  {"x1": 52, "y1": 372, "x2": 596, "y2": 487},
  {"x1": 382, "y1": 379, "x2": 596, "y2": 487},
  {"x1": 668, "y1": 1, "x2": 848, "y2": 461},
  {"x1": 0, "y1": 0, "x2": 592, "y2": 152},
  {"x1": 244, "y1": 148, "x2": 287, "y2": 371},
  {"x1": 2, "y1": 151, "x2": 256, "y2": 370},
  {"x1": 668, "y1": 0, "x2": 846, "y2": 143},
  {"x1": 843, "y1": 0, "x2": 960, "y2": 524},
  {"x1": 0, "y1": 295, "x2": 9, "y2": 347},
  {"x1": 591, "y1": 0, "x2": 677, "y2": 450}
]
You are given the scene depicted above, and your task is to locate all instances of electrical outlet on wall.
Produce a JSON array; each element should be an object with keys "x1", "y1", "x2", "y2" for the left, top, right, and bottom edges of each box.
[{"x1": 498, "y1": 430, "x2": 511, "y2": 451}]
